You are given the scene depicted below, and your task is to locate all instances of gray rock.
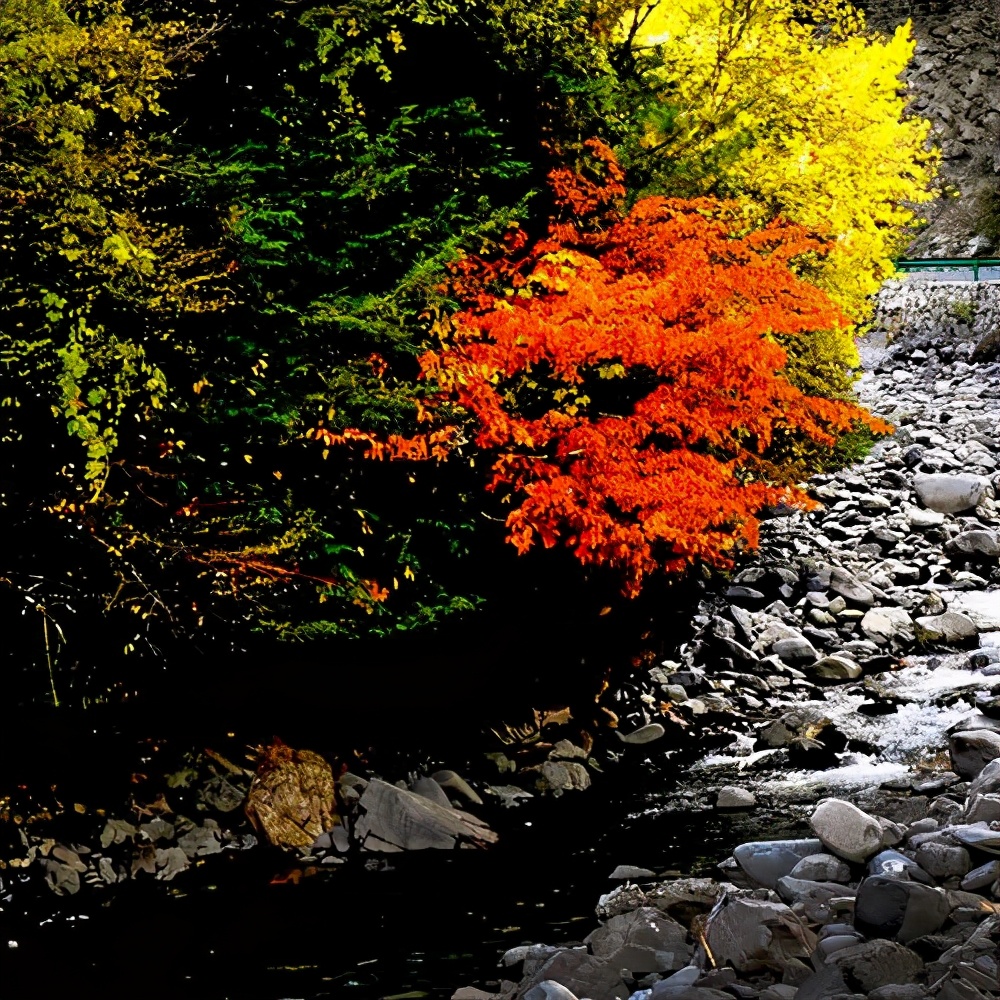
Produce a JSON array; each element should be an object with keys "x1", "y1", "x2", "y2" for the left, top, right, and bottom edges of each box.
[
  {"x1": 854, "y1": 876, "x2": 949, "y2": 943},
  {"x1": 913, "y1": 473, "x2": 990, "y2": 513},
  {"x1": 539, "y1": 761, "x2": 591, "y2": 795},
  {"x1": 585, "y1": 906, "x2": 692, "y2": 973},
  {"x1": 704, "y1": 897, "x2": 814, "y2": 973},
  {"x1": 432, "y1": 769, "x2": 484, "y2": 806},
  {"x1": 968, "y1": 758, "x2": 1000, "y2": 797},
  {"x1": 950, "y1": 729, "x2": 1000, "y2": 778},
  {"x1": 868, "y1": 850, "x2": 933, "y2": 885},
  {"x1": 949, "y1": 824, "x2": 1000, "y2": 854},
  {"x1": 825, "y1": 939, "x2": 923, "y2": 993},
  {"x1": 915, "y1": 611, "x2": 979, "y2": 643},
  {"x1": 518, "y1": 907, "x2": 691, "y2": 1000},
  {"x1": 830, "y1": 568, "x2": 876, "y2": 606},
  {"x1": 810, "y1": 799, "x2": 883, "y2": 862},
  {"x1": 410, "y1": 776, "x2": 453, "y2": 809},
  {"x1": 759, "y1": 986, "x2": 798, "y2": 1000},
  {"x1": 914, "y1": 842, "x2": 971, "y2": 879},
  {"x1": 960, "y1": 859, "x2": 1000, "y2": 891},
  {"x1": 732, "y1": 839, "x2": 825, "y2": 889},
  {"x1": 963, "y1": 793, "x2": 1000, "y2": 824},
  {"x1": 618, "y1": 723, "x2": 666, "y2": 745},
  {"x1": 908, "y1": 508, "x2": 945, "y2": 529},
  {"x1": 861, "y1": 608, "x2": 915, "y2": 646},
  {"x1": 354, "y1": 778, "x2": 497, "y2": 852},
  {"x1": 809, "y1": 654, "x2": 862, "y2": 680},
  {"x1": 775, "y1": 876, "x2": 857, "y2": 923},
  {"x1": 794, "y1": 966, "x2": 849, "y2": 1000},
  {"x1": 972, "y1": 326, "x2": 1000, "y2": 362},
  {"x1": 948, "y1": 530, "x2": 1000, "y2": 558},
  {"x1": 656, "y1": 967, "x2": 701, "y2": 988},
  {"x1": 774, "y1": 636, "x2": 820, "y2": 663},
  {"x1": 609, "y1": 865, "x2": 656, "y2": 880},
  {"x1": 650, "y1": 987, "x2": 732, "y2": 1000},
  {"x1": 716, "y1": 786, "x2": 757, "y2": 809},
  {"x1": 523, "y1": 981, "x2": 582, "y2": 1000},
  {"x1": 868, "y1": 986, "x2": 928, "y2": 1000},
  {"x1": 789, "y1": 853, "x2": 852, "y2": 883}
]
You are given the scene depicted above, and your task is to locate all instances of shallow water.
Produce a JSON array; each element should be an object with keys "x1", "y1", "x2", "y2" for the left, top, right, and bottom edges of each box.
[{"x1": 0, "y1": 762, "x2": 790, "y2": 1000}]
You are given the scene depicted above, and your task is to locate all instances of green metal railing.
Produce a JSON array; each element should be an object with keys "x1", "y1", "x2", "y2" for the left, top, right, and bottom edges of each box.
[{"x1": 895, "y1": 257, "x2": 1000, "y2": 282}]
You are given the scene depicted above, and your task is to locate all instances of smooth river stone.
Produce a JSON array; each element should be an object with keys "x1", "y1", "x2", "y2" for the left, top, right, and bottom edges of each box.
[
  {"x1": 950, "y1": 729, "x2": 1000, "y2": 779},
  {"x1": 810, "y1": 799, "x2": 883, "y2": 862},
  {"x1": 913, "y1": 472, "x2": 990, "y2": 513},
  {"x1": 733, "y1": 839, "x2": 824, "y2": 889},
  {"x1": 854, "y1": 876, "x2": 949, "y2": 942}
]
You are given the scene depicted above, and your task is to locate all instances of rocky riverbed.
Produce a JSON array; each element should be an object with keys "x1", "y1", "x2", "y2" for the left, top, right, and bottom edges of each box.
[{"x1": 452, "y1": 284, "x2": 1000, "y2": 1000}]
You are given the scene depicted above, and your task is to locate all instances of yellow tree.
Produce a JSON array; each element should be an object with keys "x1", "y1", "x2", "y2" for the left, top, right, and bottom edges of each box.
[{"x1": 620, "y1": 0, "x2": 937, "y2": 383}]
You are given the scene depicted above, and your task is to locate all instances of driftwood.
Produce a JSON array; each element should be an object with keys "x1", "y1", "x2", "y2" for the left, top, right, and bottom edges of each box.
[{"x1": 353, "y1": 778, "x2": 497, "y2": 852}]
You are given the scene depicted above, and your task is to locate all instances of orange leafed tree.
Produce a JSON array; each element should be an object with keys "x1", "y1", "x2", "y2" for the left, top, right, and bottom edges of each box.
[{"x1": 418, "y1": 141, "x2": 890, "y2": 596}]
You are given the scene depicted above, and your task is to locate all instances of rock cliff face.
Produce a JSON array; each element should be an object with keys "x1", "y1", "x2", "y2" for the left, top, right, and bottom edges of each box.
[{"x1": 862, "y1": 0, "x2": 1000, "y2": 254}]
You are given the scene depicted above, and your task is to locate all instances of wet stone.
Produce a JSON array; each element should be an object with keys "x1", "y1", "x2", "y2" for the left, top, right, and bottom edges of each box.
[
  {"x1": 950, "y1": 730, "x2": 1000, "y2": 779},
  {"x1": 618, "y1": 723, "x2": 666, "y2": 745},
  {"x1": 854, "y1": 876, "x2": 950, "y2": 943},
  {"x1": 949, "y1": 824, "x2": 1000, "y2": 854},
  {"x1": 732, "y1": 839, "x2": 825, "y2": 889},
  {"x1": 914, "y1": 842, "x2": 971, "y2": 879},
  {"x1": 868, "y1": 850, "x2": 934, "y2": 885},
  {"x1": 825, "y1": 940, "x2": 924, "y2": 994},
  {"x1": 789, "y1": 853, "x2": 852, "y2": 883},
  {"x1": 960, "y1": 859, "x2": 1000, "y2": 891}
]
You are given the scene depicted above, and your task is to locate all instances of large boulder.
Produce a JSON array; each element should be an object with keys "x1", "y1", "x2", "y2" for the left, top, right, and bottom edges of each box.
[
  {"x1": 913, "y1": 472, "x2": 990, "y2": 513},
  {"x1": 704, "y1": 897, "x2": 816, "y2": 973},
  {"x1": 854, "y1": 876, "x2": 949, "y2": 942},
  {"x1": 915, "y1": 611, "x2": 978, "y2": 643},
  {"x1": 809, "y1": 799, "x2": 883, "y2": 862},
  {"x1": 824, "y1": 940, "x2": 924, "y2": 993},
  {"x1": 861, "y1": 607, "x2": 915, "y2": 647},
  {"x1": 732, "y1": 839, "x2": 824, "y2": 889},
  {"x1": 950, "y1": 729, "x2": 1000, "y2": 779},
  {"x1": 519, "y1": 907, "x2": 692, "y2": 1000}
]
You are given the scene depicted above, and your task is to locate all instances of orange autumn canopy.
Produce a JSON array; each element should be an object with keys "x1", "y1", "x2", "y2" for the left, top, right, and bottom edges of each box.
[{"x1": 415, "y1": 142, "x2": 890, "y2": 595}]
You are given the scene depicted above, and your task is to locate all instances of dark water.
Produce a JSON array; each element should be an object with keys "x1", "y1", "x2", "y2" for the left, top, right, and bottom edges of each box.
[
  {"x1": 0, "y1": 768, "x2": 802, "y2": 1000},
  {"x1": 0, "y1": 581, "x2": 745, "y2": 999}
]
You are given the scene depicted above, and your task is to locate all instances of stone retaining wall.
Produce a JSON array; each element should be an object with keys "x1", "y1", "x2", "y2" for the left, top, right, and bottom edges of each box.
[{"x1": 874, "y1": 277, "x2": 1000, "y2": 348}]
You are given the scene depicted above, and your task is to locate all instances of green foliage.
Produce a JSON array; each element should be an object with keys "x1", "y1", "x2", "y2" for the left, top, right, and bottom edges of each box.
[
  {"x1": 0, "y1": 0, "x2": 226, "y2": 491},
  {"x1": 948, "y1": 299, "x2": 976, "y2": 325},
  {"x1": 0, "y1": 0, "x2": 922, "y2": 670}
]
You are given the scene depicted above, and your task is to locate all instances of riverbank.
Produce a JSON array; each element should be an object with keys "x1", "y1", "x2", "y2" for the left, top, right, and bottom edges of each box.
[{"x1": 456, "y1": 278, "x2": 1000, "y2": 1000}]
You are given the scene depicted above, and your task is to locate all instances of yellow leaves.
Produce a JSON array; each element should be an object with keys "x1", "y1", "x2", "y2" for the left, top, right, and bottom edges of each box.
[{"x1": 631, "y1": 0, "x2": 937, "y2": 323}]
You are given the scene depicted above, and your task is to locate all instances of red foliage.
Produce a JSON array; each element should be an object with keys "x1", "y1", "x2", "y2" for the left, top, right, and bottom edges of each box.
[{"x1": 418, "y1": 142, "x2": 890, "y2": 595}]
